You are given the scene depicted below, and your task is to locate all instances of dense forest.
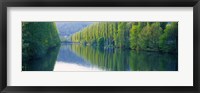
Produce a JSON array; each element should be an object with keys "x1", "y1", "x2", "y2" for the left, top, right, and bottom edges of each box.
[
  {"x1": 71, "y1": 22, "x2": 178, "y2": 53},
  {"x1": 22, "y1": 22, "x2": 61, "y2": 62}
]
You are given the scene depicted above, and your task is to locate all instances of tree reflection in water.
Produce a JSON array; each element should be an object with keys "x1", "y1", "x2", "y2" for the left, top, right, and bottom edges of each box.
[{"x1": 54, "y1": 44, "x2": 178, "y2": 71}]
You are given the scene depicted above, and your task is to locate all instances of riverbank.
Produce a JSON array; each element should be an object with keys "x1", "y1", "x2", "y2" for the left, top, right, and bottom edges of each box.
[{"x1": 68, "y1": 42, "x2": 177, "y2": 54}]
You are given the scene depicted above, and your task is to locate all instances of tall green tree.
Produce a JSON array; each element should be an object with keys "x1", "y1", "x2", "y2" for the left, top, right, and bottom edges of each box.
[{"x1": 130, "y1": 22, "x2": 138, "y2": 50}]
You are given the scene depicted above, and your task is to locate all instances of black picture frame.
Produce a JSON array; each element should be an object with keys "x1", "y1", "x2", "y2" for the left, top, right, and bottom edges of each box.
[{"x1": 0, "y1": 0, "x2": 199, "y2": 93}]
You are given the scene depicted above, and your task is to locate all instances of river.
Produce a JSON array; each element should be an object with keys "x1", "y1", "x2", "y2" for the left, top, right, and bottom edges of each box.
[{"x1": 23, "y1": 43, "x2": 178, "y2": 71}]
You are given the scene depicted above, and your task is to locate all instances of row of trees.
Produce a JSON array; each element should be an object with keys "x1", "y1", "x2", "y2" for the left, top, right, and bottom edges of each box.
[{"x1": 71, "y1": 22, "x2": 178, "y2": 53}]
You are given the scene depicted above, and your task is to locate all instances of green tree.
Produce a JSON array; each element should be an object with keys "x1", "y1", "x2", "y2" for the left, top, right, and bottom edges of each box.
[
  {"x1": 129, "y1": 23, "x2": 138, "y2": 50},
  {"x1": 97, "y1": 37, "x2": 105, "y2": 47},
  {"x1": 22, "y1": 22, "x2": 61, "y2": 62},
  {"x1": 159, "y1": 22, "x2": 178, "y2": 53},
  {"x1": 117, "y1": 22, "x2": 126, "y2": 48}
]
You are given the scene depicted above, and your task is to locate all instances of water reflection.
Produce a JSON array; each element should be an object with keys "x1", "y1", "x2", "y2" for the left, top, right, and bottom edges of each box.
[
  {"x1": 54, "y1": 44, "x2": 178, "y2": 71},
  {"x1": 53, "y1": 44, "x2": 103, "y2": 71},
  {"x1": 22, "y1": 43, "x2": 178, "y2": 71},
  {"x1": 22, "y1": 46, "x2": 60, "y2": 71}
]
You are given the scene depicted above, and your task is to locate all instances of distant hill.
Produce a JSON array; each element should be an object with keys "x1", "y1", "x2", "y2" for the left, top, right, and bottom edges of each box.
[{"x1": 56, "y1": 22, "x2": 93, "y2": 38}]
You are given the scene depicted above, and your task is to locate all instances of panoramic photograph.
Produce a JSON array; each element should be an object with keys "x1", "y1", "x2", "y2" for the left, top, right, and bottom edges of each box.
[{"x1": 22, "y1": 21, "x2": 178, "y2": 71}]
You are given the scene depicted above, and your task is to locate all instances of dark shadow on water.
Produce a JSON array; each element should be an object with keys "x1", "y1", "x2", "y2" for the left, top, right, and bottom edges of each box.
[{"x1": 22, "y1": 46, "x2": 60, "y2": 71}]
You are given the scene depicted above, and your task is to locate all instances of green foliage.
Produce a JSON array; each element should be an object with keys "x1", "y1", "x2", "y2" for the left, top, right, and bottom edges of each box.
[
  {"x1": 22, "y1": 22, "x2": 61, "y2": 62},
  {"x1": 139, "y1": 22, "x2": 162, "y2": 50},
  {"x1": 117, "y1": 22, "x2": 126, "y2": 48},
  {"x1": 71, "y1": 22, "x2": 177, "y2": 53},
  {"x1": 149, "y1": 23, "x2": 163, "y2": 49},
  {"x1": 129, "y1": 23, "x2": 138, "y2": 50},
  {"x1": 159, "y1": 22, "x2": 178, "y2": 53},
  {"x1": 97, "y1": 37, "x2": 105, "y2": 47},
  {"x1": 160, "y1": 22, "x2": 168, "y2": 30}
]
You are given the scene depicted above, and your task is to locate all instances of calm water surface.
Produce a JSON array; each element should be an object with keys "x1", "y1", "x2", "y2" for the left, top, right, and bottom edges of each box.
[{"x1": 23, "y1": 43, "x2": 178, "y2": 71}]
